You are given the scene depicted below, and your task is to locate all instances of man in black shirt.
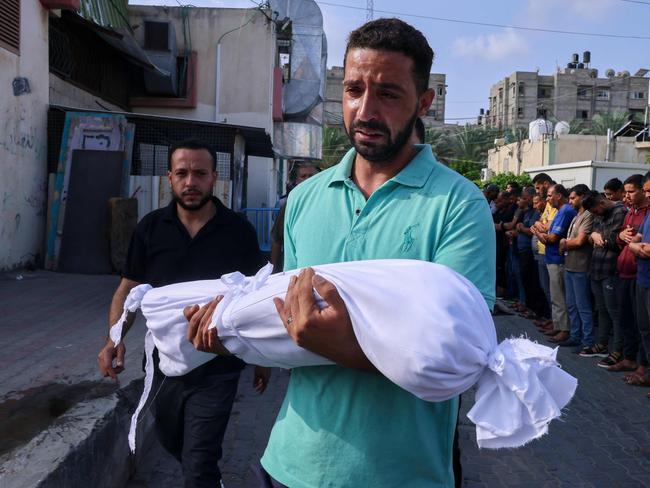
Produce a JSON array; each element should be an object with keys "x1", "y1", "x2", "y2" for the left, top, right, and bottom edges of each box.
[{"x1": 98, "y1": 139, "x2": 269, "y2": 487}]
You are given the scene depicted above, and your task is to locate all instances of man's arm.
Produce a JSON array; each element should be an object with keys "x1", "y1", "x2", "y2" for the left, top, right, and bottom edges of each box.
[{"x1": 97, "y1": 278, "x2": 140, "y2": 379}]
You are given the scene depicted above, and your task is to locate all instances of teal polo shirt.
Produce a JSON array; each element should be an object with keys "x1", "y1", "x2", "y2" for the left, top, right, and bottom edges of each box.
[{"x1": 261, "y1": 145, "x2": 496, "y2": 488}]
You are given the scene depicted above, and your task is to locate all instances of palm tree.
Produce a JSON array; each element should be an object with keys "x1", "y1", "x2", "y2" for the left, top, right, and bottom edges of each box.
[
  {"x1": 425, "y1": 128, "x2": 454, "y2": 163},
  {"x1": 322, "y1": 126, "x2": 351, "y2": 168},
  {"x1": 589, "y1": 111, "x2": 631, "y2": 135}
]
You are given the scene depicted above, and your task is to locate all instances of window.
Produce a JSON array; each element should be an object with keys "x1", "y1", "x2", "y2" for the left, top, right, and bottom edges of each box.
[
  {"x1": 632, "y1": 92, "x2": 645, "y2": 100},
  {"x1": 517, "y1": 107, "x2": 524, "y2": 118},
  {"x1": 427, "y1": 109, "x2": 436, "y2": 118},
  {"x1": 537, "y1": 86, "x2": 552, "y2": 98},
  {"x1": 512, "y1": 85, "x2": 516, "y2": 96},
  {"x1": 437, "y1": 86, "x2": 444, "y2": 97},
  {"x1": 576, "y1": 110, "x2": 589, "y2": 119},
  {"x1": 0, "y1": 0, "x2": 20, "y2": 54},
  {"x1": 577, "y1": 87, "x2": 591, "y2": 99},
  {"x1": 518, "y1": 83, "x2": 525, "y2": 96},
  {"x1": 596, "y1": 88, "x2": 610, "y2": 100}
]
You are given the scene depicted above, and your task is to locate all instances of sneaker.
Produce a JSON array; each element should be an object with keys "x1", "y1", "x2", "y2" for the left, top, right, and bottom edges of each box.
[
  {"x1": 579, "y1": 344, "x2": 609, "y2": 358},
  {"x1": 597, "y1": 352, "x2": 622, "y2": 369}
]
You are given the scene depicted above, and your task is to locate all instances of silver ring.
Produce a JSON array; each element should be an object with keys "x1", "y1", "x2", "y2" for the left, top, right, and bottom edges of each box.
[{"x1": 287, "y1": 316, "x2": 293, "y2": 324}]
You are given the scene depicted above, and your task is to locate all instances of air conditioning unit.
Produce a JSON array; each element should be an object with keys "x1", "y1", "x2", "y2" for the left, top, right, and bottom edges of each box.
[{"x1": 143, "y1": 20, "x2": 178, "y2": 96}]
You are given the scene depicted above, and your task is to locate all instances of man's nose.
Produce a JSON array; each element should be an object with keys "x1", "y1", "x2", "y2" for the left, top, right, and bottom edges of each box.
[{"x1": 356, "y1": 90, "x2": 379, "y2": 122}]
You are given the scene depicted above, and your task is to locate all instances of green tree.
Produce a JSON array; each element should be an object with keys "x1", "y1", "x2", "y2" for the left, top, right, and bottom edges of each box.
[
  {"x1": 485, "y1": 172, "x2": 532, "y2": 190},
  {"x1": 322, "y1": 126, "x2": 350, "y2": 168},
  {"x1": 589, "y1": 111, "x2": 631, "y2": 135},
  {"x1": 424, "y1": 128, "x2": 454, "y2": 163}
]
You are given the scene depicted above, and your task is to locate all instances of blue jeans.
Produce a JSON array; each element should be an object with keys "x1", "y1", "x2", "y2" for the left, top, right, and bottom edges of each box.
[{"x1": 565, "y1": 271, "x2": 594, "y2": 346}]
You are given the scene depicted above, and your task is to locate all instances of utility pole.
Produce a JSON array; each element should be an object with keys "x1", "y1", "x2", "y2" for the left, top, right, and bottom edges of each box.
[{"x1": 366, "y1": 0, "x2": 374, "y2": 21}]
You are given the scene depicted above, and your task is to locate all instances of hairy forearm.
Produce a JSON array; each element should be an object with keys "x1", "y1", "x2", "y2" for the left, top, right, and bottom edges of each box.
[{"x1": 107, "y1": 279, "x2": 139, "y2": 341}]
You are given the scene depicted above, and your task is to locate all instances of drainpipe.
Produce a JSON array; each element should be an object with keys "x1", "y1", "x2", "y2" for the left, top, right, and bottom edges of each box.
[
  {"x1": 215, "y1": 12, "x2": 260, "y2": 122},
  {"x1": 605, "y1": 128, "x2": 612, "y2": 162}
]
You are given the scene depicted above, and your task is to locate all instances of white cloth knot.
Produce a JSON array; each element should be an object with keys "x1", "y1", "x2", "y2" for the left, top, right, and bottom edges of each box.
[
  {"x1": 468, "y1": 337, "x2": 577, "y2": 449},
  {"x1": 210, "y1": 263, "x2": 274, "y2": 331},
  {"x1": 487, "y1": 346, "x2": 506, "y2": 375},
  {"x1": 110, "y1": 284, "x2": 153, "y2": 347}
]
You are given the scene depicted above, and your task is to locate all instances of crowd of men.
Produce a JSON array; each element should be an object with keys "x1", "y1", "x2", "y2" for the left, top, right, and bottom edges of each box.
[{"x1": 487, "y1": 173, "x2": 650, "y2": 394}]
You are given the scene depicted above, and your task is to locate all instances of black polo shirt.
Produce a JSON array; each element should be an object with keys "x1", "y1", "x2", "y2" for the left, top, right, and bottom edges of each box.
[{"x1": 124, "y1": 197, "x2": 266, "y2": 374}]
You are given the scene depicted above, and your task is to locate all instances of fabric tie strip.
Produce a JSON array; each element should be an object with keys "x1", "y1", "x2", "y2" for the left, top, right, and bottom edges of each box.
[{"x1": 110, "y1": 259, "x2": 577, "y2": 452}]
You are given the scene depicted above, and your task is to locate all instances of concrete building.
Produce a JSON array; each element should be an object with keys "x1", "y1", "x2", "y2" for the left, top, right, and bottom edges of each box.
[
  {"x1": 487, "y1": 134, "x2": 650, "y2": 176},
  {"x1": 1, "y1": 0, "x2": 50, "y2": 271},
  {"x1": 324, "y1": 67, "x2": 446, "y2": 127},
  {"x1": 1, "y1": 0, "x2": 325, "y2": 270},
  {"x1": 486, "y1": 53, "x2": 649, "y2": 130}
]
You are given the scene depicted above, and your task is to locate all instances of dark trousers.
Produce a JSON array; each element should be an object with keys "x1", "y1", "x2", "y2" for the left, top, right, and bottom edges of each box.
[
  {"x1": 153, "y1": 366, "x2": 241, "y2": 488},
  {"x1": 519, "y1": 250, "x2": 549, "y2": 318},
  {"x1": 618, "y1": 277, "x2": 647, "y2": 364},
  {"x1": 591, "y1": 276, "x2": 622, "y2": 351}
]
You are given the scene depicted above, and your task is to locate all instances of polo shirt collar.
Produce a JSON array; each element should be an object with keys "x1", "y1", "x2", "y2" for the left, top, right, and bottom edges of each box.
[{"x1": 328, "y1": 144, "x2": 437, "y2": 189}]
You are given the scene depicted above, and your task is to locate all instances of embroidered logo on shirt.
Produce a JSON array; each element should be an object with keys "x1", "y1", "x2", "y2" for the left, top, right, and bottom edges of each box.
[{"x1": 400, "y1": 224, "x2": 420, "y2": 253}]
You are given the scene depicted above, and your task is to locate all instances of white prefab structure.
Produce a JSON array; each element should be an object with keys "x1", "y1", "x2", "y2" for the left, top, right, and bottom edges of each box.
[{"x1": 525, "y1": 160, "x2": 650, "y2": 191}]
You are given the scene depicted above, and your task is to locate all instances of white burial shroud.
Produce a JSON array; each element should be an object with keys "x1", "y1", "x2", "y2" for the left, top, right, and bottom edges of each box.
[{"x1": 111, "y1": 260, "x2": 577, "y2": 451}]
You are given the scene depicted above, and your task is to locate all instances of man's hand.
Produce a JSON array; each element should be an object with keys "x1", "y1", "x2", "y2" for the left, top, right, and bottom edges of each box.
[
  {"x1": 620, "y1": 226, "x2": 636, "y2": 244},
  {"x1": 629, "y1": 242, "x2": 650, "y2": 259},
  {"x1": 253, "y1": 366, "x2": 271, "y2": 394},
  {"x1": 97, "y1": 340, "x2": 125, "y2": 380},
  {"x1": 273, "y1": 268, "x2": 376, "y2": 372},
  {"x1": 559, "y1": 238, "x2": 567, "y2": 254},
  {"x1": 591, "y1": 232, "x2": 605, "y2": 247},
  {"x1": 184, "y1": 296, "x2": 231, "y2": 355}
]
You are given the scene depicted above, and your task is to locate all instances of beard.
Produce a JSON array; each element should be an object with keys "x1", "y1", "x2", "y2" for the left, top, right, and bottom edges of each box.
[
  {"x1": 345, "y1": 110, "x2": 419, "y2": 164},
  {"x1": 172, "y1": 188, "x2": 213, "y2": 211}
]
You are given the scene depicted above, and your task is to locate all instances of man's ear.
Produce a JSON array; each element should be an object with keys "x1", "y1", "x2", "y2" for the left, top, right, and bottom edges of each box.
[{"x1": 418, "y1": 88, "x2": 435, "y2": 117}]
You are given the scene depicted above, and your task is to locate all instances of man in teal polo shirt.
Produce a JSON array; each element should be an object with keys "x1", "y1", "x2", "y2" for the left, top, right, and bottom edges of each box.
[
  {"x1": 186, "y1": 17, "x2": 495, "y2": 488},
  {"x1": 262, "y1": 19, "x2": 495, "y2": 488}
]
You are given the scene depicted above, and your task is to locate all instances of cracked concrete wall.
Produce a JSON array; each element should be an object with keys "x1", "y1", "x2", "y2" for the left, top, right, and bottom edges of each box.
[{"x1": 0, "y1": 0, "x2": 49, "y2": 270}]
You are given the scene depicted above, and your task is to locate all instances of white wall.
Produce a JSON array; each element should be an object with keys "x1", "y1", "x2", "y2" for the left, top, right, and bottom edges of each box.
[
  {"x1": 525, "y1": 161, "x2": 650, "y2": 192},
  {"x1": 0, "y1": 0, "x2": 49, "y2": 270},
  {"x1": 128, "y1": 6, "x2": 276, "y2": 208}
]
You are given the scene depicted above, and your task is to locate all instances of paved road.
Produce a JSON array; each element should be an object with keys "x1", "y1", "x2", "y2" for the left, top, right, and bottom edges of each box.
[
  {"x1": 2, "y1": 270, "x2": 648, "y2": 487},
  {"x1": 127, "y1": 313, "x2": 650, "y2": 488},
  {"x1": 459, "y1": 313, "x2": 650, "y2": 488}
]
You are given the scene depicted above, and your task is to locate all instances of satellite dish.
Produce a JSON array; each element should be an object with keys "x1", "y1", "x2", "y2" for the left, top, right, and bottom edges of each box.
[
  {"x1": 605, "y1": 69, "x2": 615, "y2": 78},
  {"x1": 555, "y1": 121, "x2": 570, "y2": 136}
]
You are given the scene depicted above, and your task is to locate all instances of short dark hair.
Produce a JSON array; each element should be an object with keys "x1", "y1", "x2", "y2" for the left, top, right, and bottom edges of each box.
[
  {"x1": 570, "y1": 183, "x2": 591, "y2": 197},
  {"x1": 344, "y1": 18, "x2": 434, "y2": 94},
  {"x1": 414, "y1": 118, "x2": 425, "y2": 143},
  {"x1": 288, "y1": 161, "x2": 320, "y2": 185},
  {"x1": 551, "y1": 184, "x2": 569, "y2": 198},
  {"x1": 624, "y1": 174, "x2": 643, "y2": 189},
  {"x1": 582, "y1": 191, "x2": 605, "y2": 211},
  {"x1": 644, "y1": 171, "x2": 650, "y2": 183},
  {"x1": 522, "y1": 186, "x2": 536, "y2": 198},
  {"x1": 168, "y1": 139, "x2": 216, "y2": 171},
  {"x1": 603, "y1": 178, "x2": 623, "y2": 192},
  {"x1": 532, "y1": 173, "x2": 552, "y2": 184}
]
